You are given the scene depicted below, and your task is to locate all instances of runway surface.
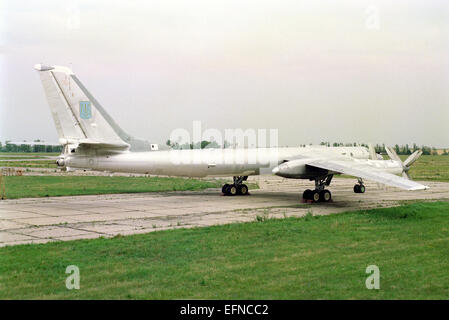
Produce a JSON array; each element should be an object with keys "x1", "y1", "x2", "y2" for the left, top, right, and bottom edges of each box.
[{"x1": 1, "y1": 176, "x2": 448, "y2": 247}]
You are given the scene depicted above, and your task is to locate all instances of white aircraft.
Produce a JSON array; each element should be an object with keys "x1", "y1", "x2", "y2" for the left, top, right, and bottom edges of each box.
[{"x1": 34, "y1": 64, "x2": 428, "y2": 202}]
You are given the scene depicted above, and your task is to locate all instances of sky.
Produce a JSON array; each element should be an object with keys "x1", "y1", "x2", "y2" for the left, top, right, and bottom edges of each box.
[{"x1": 1, "y1": 0, "x2": 448, "y2": 147}]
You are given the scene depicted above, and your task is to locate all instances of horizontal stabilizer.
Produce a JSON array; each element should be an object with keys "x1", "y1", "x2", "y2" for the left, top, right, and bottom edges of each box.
[{"x1": 77, "y1": 140, "x2": 130, "y2": 150}]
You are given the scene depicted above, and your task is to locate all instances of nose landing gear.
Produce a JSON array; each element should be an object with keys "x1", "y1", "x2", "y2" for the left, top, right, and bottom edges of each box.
[{"x1": 353, "y1": 178, "x2": 366, "y2": 193}]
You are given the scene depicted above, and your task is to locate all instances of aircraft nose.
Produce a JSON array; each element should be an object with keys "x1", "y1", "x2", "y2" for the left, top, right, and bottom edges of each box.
[{"x1": 272, "y1": 166, "x2": 280, "y2": 175}]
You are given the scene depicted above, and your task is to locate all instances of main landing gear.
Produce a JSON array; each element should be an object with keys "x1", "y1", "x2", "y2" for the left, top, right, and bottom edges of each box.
[
  {"x1": 222, "y1": 176, "x2": 249, "y2": 196},
  {"x1": 302, "y1": 175, "x2": 333, "y2": 203},
  {"x1": 353, "y1": 178, "x2": 366, "y2": 193}
]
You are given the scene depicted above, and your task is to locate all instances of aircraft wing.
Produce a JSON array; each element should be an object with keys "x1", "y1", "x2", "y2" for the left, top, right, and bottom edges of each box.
[{"x1": 307, "y1": 159, "x2": 429, "y2": 191}]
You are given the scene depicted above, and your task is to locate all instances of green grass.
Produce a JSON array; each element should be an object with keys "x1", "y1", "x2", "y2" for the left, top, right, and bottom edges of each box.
[
  {"x1": 0, "y1": 152, "x2": 59, "y2": 156},
  {"x1": 0, "y1": 176, "x2": 224, "y2": 199},
  {"x1": 0, "y1": 156, "x2": 51, "y2": 160},
  {"x1": 0, "y1": 201, "x2": 448, "y2": 299},
  {"x1": 0, "y1": 160, "x2": 57, "y2": 168}
]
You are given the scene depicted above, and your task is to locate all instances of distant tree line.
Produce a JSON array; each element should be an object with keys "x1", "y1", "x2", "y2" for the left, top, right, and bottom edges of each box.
[
  {"x1": 0, "y1": 140, "x2": 63, "y2": 153},
  {"x1": 319, "y1": 142, "x2": 448, "y2": 156}
]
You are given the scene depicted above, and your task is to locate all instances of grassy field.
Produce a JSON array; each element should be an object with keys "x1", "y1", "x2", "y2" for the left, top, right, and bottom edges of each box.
[
  {"x1": 0, "y1": 176, "x2": 225, "y2": 199},
  {"x1": 0, "y1": 152, "x2": 57, "y2": 168},
  {"x1": 0, "y1": 160, "x2": 57, "y2": 168},
  {"x1": 0, "y1": 201, "x2": 448, "y2": 299},
  {"x1": 0, "y1": 156, "x2": 53, "y2": 160},
  {"x1": 0, "y1": 152, "x2": 59, "y2": 157}
]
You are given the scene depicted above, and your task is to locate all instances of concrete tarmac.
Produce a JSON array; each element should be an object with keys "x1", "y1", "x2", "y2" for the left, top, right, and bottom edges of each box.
[{"x1": 1, "y1": 176, "x2": 448, "y2": 247}]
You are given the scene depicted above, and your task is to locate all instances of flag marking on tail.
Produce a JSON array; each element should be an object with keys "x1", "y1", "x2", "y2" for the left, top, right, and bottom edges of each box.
[{"x1": 79, "y1": 101, "x2": 92, "y2": 119}]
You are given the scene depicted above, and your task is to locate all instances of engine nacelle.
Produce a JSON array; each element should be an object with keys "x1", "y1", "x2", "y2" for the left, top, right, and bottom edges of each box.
[{"x1": 272, "y1": 159, "x2": 328, "y2": 179}]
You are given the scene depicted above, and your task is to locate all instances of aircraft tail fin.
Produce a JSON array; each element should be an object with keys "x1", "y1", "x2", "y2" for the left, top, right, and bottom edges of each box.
[
  {"x1": 34, "y1": 64, "x2": 150, "y2": 151},
  {"x1": 368, "y1": 143, "x2": 377, "y2": 160}
]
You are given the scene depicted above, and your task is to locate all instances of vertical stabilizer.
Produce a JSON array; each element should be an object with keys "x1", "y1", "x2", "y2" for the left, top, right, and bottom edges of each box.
[{"x1": 35, "y1": 64, "x2": 151, "y2": 151}]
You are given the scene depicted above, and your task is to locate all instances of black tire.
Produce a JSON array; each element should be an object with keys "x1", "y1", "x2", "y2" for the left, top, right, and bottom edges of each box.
[
  {"x1": 359, "y1": 185, "x2": 366, "y2": 193},
  {"x1": 239, "y1": 184, "x2": 249, "y2": 195},
  {"x1": 354, "y1": 184, "x2": 361, "y2": 193},
  {"x1": 229, "y1": 184, "x2": 238, "y2": 196},
  {"x1": 320, "y1": 190, "x2": 332, "y2": 202},
  {"x1": 303, "y1": 189, "x2": 313, "y2": 200},
  {"x1": 222, "y1": 184, "x2": 230, "y2": 194},
  {"x1": 311, "y1": 190, "x2": 320, "y2": 202}
]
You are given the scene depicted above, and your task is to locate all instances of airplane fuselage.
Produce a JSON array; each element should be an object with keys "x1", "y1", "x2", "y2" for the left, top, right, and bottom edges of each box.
[
  {"x1": 63, "y1": 146, "x2": 403, "y2": 179},
  {"x1": 35, "y1": 63, "x2": 428, "y2": 200}
]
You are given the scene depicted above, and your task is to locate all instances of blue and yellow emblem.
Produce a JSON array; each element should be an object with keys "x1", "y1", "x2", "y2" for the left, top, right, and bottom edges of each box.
[{"x1": 79, "y1": 101, "x2": 92, "y2": 119}]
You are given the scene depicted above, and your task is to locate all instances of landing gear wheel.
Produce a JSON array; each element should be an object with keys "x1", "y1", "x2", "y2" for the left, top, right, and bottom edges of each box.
[
  {"x1": 238, "y1": 184, "x2": 249, "y2": 195},
  {"x1": 303, "y1": 189, "x2": 313, "y2": 200},
  {"x1": 311, "y1": 190, "x2": 320, "y2": 203},
  {"x1": 228, "y1": 184, "x2": 238, "y2": 196},
  {"x1": 354, "y1": 184, "x2": 365, "y2": 193},
  {"x1": 222, "y1": 184, "x2": 231, "y2": 194},
  {"x1": 320, "y1": 190, "x2": 332, "y2": 202}
]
